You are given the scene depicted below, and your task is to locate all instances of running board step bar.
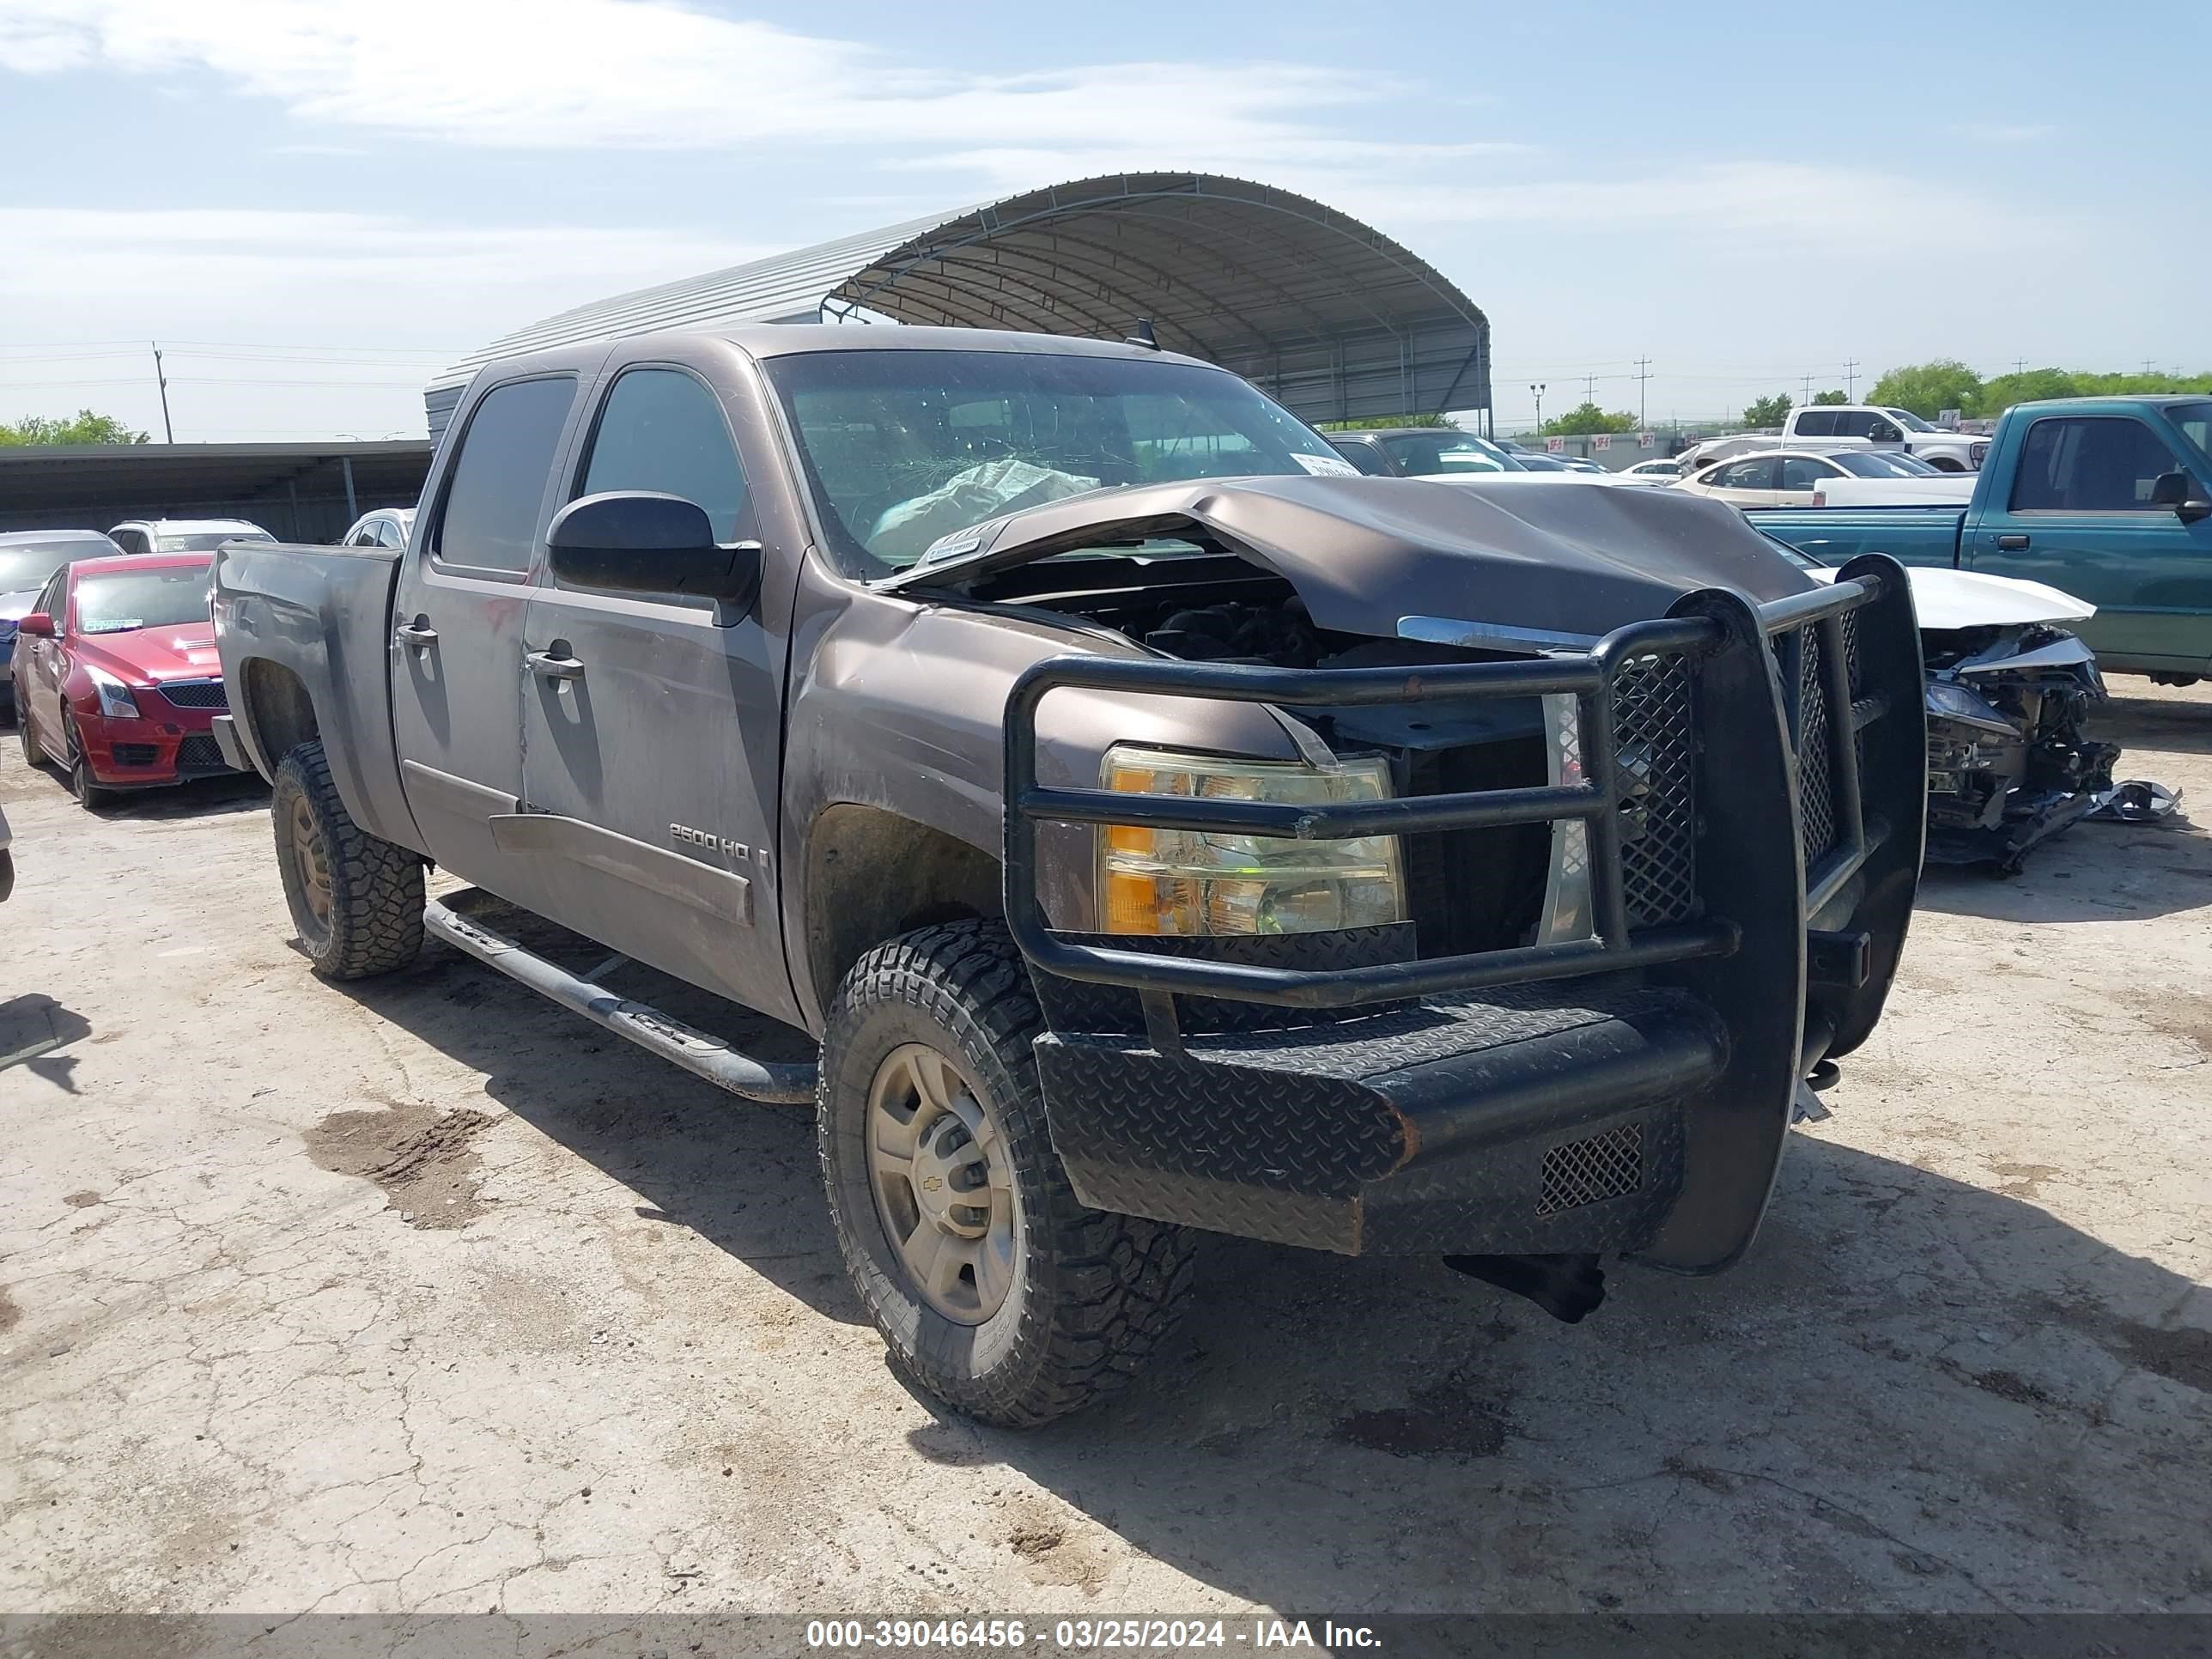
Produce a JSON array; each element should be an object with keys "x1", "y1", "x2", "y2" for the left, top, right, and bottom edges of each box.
[{"x1": 422, "y1": 896, "x2": 817, "y2": 1105}]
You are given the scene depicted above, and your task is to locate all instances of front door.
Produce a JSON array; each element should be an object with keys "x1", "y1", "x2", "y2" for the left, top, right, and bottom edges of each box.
[
  {"x1": 1971, "y1": 412, "x2": 2212, "y2": 674},
  {"x1": 20, "y1": 570, "x2": 69, "y2": 747},
  {"x1": 390, "y1": 370, "x2": 586, "y2": 902},
  {"x1": 516, "y1": 361, "x2": 796, "y2": 1024}
]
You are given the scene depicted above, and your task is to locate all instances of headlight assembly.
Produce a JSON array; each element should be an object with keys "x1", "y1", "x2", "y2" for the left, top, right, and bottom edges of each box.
[
  {"x1": 1097, "y1": 745, "x2": 1406, "y2": 937},
  {"x1": 84, "y1": 665, "x2": 142, "y2": 720},
  {"x1": 1924, "y1": 678, "x2": 2014, "y2": 735}
]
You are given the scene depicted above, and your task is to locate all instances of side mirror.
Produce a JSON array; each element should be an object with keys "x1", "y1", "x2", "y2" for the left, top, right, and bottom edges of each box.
[
  {"x1": 15, "y1": 612, "x2": 54, "y2": 638},
  {"x1": 2150, "y1": 471, "x2": 2212, "y2": 523},
  {"x1": 1869, "y1": 422, "x2": 1900, "y2": 443},
  {"x1": 546, "y1": 491, "x2": 763, "y2": 616}
]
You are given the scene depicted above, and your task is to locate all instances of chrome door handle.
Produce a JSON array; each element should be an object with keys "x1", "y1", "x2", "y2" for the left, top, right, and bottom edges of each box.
[
  {"x1": 525, "y1": 646, "x2": 586, "y2": 681},
  {"x1": 1994, "y1": 533, "x2": 2029, "y2": 550},
  {"x1": 394, "y1": 618, "x2": 439, "y2": 647}
]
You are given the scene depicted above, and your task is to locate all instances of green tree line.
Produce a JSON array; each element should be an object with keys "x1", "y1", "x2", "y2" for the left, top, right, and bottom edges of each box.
[
  {"x1": 0, "y1": 410, "x2": 150, "y2": 446},
  {"x1": 1727, "y1": 363, "x2": 2212, "y2": 431}
]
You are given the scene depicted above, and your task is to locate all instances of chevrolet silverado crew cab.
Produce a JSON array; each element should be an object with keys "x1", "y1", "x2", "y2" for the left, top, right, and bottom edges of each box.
[{"x1": 212, "y1": 327, "x2": 1925, "y2": 1426}]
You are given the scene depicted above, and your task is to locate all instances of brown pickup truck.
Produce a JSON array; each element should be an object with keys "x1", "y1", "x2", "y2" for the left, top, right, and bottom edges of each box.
[{"x1": 211, "y1": 325, "x2": 1925, "y2": 1425}]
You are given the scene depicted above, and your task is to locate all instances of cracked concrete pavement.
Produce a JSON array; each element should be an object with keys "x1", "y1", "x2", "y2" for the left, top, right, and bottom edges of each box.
[{"x1": 1, "y1": 687, "x2": 2208, "y2": 1617}]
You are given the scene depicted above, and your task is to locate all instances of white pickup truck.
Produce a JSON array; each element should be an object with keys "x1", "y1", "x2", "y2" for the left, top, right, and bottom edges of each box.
[{"x1": 1782, "y1": 405, "x2": 1986, "y2": 471}]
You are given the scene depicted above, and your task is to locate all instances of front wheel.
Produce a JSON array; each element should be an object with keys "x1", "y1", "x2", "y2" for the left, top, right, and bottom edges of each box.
[
  {"x1": 271, "y1": 739, "x2": 424, "y2": 978},
  {"x1": 60, "y1": 714, "x2": 113, "y2": 811},
  {"x1": 818, "y1": 921, "x2": 1195, "y2": 1426}
]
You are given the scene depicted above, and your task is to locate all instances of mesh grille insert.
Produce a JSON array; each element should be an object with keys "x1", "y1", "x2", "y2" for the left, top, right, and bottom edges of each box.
[
  {"x1": 1794, "y1": 627, "x2": 1837, "y2": 869},
  {"x1": 158, "y1": 680, "x2": 228, "y2": 710},
  {"x1": 1610, "y1": 652, "x2": 1698, "y2": 928},
  {"x1": 175, "y1": 734, "x2": 225, "y2": 769},
  {"x1": 1538, "y1": 1121, "x2": 1644, "y2": 1216}
]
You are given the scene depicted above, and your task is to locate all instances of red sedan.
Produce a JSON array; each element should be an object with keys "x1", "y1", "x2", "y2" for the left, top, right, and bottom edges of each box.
[{"x1": 9, "y1": 553, "x2": 240, "y2": 808}]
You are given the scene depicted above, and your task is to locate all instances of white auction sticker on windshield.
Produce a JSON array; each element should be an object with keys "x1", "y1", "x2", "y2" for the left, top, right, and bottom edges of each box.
[{"x1": 1291, "y1": 453, "x2": 1359, "y2": 477}]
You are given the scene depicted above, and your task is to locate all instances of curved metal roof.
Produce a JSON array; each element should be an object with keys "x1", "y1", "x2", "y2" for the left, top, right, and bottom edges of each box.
[{"x1": 427, "y1": 173, "x2": 1488, "y2": 434}]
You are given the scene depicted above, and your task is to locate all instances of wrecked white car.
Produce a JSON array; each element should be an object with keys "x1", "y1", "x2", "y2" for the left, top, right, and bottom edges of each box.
[{"x1": 1794, "y1": 547, "x2": 2114, "y2": 871}]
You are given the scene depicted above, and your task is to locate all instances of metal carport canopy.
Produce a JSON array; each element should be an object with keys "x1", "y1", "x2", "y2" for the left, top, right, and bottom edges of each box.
[
  {"x1": 0, "y1": 441, "x2": 433, "y2": 541},
  {"x1": 426, "y1": 173, "x2": 1489, "y2": 437}
]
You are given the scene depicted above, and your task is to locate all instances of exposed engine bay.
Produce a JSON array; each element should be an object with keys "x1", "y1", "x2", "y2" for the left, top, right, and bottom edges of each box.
[
  {"x1": 1921, "y1": 622, "x2": 2118, "y2": 873},
  {"x1": 979, "y1": 552, "x2": 1559, "y2": 957}
]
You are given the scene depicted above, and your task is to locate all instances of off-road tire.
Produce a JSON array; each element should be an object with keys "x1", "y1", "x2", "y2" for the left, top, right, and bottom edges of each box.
[
  {"x1": 272, "y1": 739, "x2": 423, "y2": 979},
  {"x1": 61, "y1": 714, "x2": 113, "y2": 811},
  {"x1": 819, "y1": 921, "x2": 1196, "y2": 1426}
]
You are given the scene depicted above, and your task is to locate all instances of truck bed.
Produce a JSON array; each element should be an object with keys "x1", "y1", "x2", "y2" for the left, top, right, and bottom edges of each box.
[
  {"x1": 210, "y1": 538, "x2": 421, "y2": 854},
  {"x1": 1746, "y1": 504, "x2": 1966, "y2": 569}
]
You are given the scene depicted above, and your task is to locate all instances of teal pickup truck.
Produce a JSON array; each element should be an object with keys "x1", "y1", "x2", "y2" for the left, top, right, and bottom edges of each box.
[{"x1": 1753, "y1": 396, "x2": 2212, "y2": 682}]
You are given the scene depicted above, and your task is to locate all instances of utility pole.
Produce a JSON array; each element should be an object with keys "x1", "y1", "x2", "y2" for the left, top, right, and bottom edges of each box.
[
  {"x1": 1634, "y1": 356, "x2": 1653, "y2": 428},
  {"x1": 150, "y1": 342, "x2": 174, "y2": 443},
  {"x1": 2142, "y1": 359, "x2": 2156, "y2": 376},
  {"x1": 2013, "y1": 359, "x2": 2027, "y2": 375},
  {"x1": 1844, "y1": 359, "x2": 1859, "y2": 400},
  {"x1": 1528, "y1": 382, "x2": 1546, "y2": 433}
]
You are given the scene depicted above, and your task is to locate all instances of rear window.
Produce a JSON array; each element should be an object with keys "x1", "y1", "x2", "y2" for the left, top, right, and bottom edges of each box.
[
  {"x1": 1379, "y1": 433, "x2": 1516, "y2": 475},
  {"x1": 434, "y1": 376, "x2": 577, "y2": 573},
  {"x1": 1793, "y1": 410, "x2": 1837, "y2": 437},
  {"x1": 1832, "y1": 452, "x2": 1911, "y2": 477},
  {"x1": 73, "y1": 562, "x2": 213, "y2": 635},
  {"x1": 153, "y1": 529, "x2": 272, "y2": 552},
  {"x1": 0, "y1": 540, "x2": 104, "y2": 589}
]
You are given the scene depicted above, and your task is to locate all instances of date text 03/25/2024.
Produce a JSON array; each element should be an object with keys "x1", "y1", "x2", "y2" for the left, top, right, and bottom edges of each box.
[{"x1": 805, "y1": 1620, "x2": 1380, "y2": 1650}]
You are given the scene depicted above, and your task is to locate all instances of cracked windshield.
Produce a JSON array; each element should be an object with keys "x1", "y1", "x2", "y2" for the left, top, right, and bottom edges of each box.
[{"x1": 764, "y1": 348, "x2": 1354, "y2": 577}]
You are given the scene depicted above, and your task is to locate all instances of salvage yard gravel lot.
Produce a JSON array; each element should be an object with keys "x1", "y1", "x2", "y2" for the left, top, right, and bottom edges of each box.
[{"x1": 3, "y1": 689, "x2": 2209, "y2": 1615}]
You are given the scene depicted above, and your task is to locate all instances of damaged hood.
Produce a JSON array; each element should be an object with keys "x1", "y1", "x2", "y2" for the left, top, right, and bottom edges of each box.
[
  {"x1": 882, "y1": 475, "x2": 1819, "y2": 642},
  {"x1": 1806, "y1": 563, "x2": 2093, "y2": 631}
]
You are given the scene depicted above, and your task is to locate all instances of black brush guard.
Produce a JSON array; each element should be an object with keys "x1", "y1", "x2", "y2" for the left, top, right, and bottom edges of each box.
[{"x1": 1001, "y1": 558, "x2": 1923, "y2": 1270}]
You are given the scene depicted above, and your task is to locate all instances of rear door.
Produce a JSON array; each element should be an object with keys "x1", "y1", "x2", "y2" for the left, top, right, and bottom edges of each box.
[
  {"x1": 1971, "y1": 412, "x2": 2212, "y2": 673},
  {"x1": 390, "y1": 369, "x2": 591, "y2": 903},
  {"x1": 1701, "y1": 457, "x2": 1783, "y2": 506},
  {"x1": 515, "y1": 356, "x2": 797, "y2": 1020}
]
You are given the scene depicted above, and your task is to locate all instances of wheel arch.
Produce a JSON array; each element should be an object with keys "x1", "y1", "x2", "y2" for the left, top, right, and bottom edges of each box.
[
  {"x1": 802, "y1": 803, "x2": 1003, "y2": 1026},
  {"x1": 237, "y1": 657, "x2": 320, "y2": 777}
]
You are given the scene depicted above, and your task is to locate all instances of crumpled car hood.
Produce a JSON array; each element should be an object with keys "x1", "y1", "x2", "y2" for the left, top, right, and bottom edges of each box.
[
  {"x1": 1807, "y1": 563, "x2": 2093, "y2": 630},
  {"x1": 883, "y1": 475, "x2": 1820, "y2": 641}
]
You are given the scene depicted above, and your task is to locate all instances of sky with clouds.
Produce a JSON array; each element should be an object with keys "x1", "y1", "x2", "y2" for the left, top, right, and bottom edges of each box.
[{"x1": 1, "y1": 0, "x2": 2204, "y2": 441}]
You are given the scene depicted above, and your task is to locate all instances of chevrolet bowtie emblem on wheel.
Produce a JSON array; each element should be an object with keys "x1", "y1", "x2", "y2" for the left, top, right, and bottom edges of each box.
[{"x1": 921, "y1": 1176, "x2": 943, "y2": 1192}]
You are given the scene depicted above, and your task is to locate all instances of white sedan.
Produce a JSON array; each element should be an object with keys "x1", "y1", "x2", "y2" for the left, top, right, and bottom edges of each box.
[{"x1": 1674, "y1": 448, "x2": 1976, "y2": 507}]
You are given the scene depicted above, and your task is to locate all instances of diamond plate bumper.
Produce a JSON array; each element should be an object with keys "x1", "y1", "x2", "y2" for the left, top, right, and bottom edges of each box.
[{"x1": 1034, "y1": 981, "x2": 1724, "y2": 1256}]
